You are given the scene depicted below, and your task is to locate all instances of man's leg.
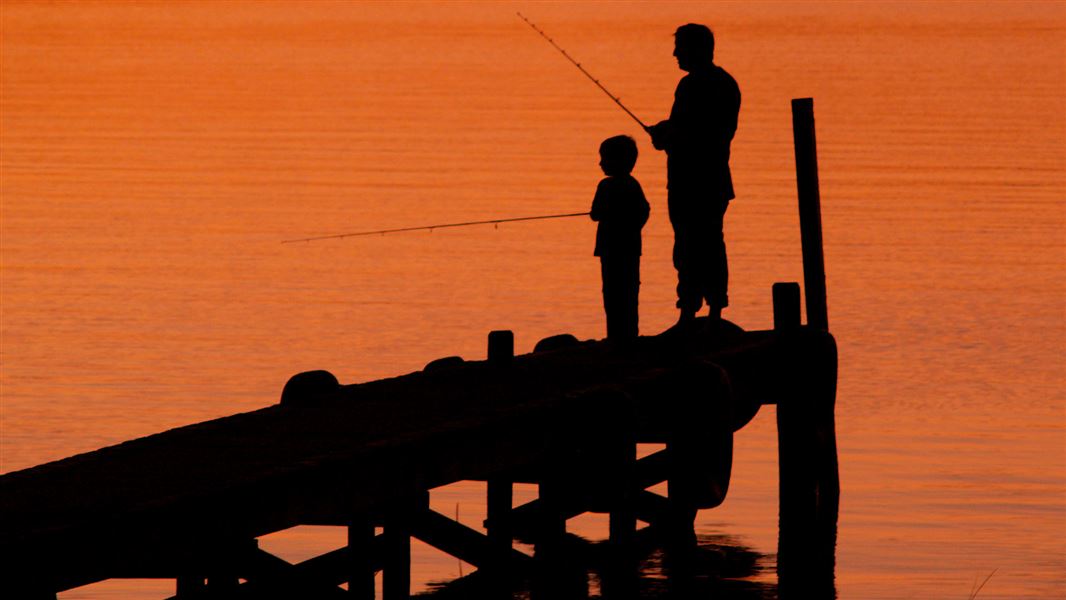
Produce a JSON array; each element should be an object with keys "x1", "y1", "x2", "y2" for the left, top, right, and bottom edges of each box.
[
  {"x1": 704, "y1": 198, "x2": 730, "y2": 318},
  {"x1": 669, "y1": 193, "x2": 704, "y2": 323}
]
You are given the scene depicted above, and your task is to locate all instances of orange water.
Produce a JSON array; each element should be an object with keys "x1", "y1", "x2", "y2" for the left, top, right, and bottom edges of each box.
[{"x1": 2, "y1": 2, "x2": 1064, "y2": 598}]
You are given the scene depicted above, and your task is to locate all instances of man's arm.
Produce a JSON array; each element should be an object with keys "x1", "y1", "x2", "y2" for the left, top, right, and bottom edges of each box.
[{"x1": 649, "y1": 119, "x2": 673, "y2": 151}]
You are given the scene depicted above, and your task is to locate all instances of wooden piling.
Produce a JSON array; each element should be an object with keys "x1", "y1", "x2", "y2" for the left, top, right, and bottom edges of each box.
[
  {"x1": 792, "y1": 98, "x2": 828, "y2": 331},
  {"x1": 775, "y1": 330, "x2": 840, "y2": 593},
  {"x1": 486, "y1": 329, "x2": 515, "y2": 582},
  {"x1": 347, "y1": 518, "x2": 376, "y2": 600},
  {"x1": 487, "y1": 330, "x2": 514, "y2": 365},
  {"x1": 384, "y1": 495, "x2": 424, "y2": 600}
]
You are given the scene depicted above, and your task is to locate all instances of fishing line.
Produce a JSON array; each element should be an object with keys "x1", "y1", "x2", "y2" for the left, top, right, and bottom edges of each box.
[
  {"x1": 282, "y1": 211, "x2": 590, "y2": 244},
  {"x1": 517, "y1": 12, "x2": 650, "y2": 131}
]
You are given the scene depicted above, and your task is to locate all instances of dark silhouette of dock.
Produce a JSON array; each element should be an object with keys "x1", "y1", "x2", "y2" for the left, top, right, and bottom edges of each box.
[
  {"x1": 2, "y1": 319, "x2": 837, "y2": 599},
  {"x1": 2, "y1": 99, "x2": 835, "y2": 599}
]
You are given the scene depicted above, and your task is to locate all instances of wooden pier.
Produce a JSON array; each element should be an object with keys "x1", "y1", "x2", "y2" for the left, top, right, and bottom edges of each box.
[
  {"x1": 1, "y1": 312, "x2": 838, "y2": 599},
  {"x1": 2, "y1": 99, "x2": 836, "y2": 599}
]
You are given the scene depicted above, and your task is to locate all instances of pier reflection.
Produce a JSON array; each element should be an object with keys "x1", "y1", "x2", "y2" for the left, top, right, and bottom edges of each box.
[{"x1": 421, "y1": 529, "x2": 839, "y2": 599}]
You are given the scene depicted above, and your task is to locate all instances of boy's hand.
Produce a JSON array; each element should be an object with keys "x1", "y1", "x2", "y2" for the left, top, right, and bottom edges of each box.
[{"x1": 649, "y1": 120, "x2": 671, "y2": 151}]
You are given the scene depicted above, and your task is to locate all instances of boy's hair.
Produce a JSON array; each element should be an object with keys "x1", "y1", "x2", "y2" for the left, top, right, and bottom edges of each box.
[
  {"x1": 675, "y1": 23, "x2": 715, "y2": 62},
  {"x1": 599, "y1": 135, "x2": 638, "y2": 174}
]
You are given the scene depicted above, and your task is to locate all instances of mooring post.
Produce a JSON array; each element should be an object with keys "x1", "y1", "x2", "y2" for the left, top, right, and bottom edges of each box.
[
  {"x1": 347, "y1": 516, "x2": 376, "y2": 600},
  {"x1": 792, "y1": 97, "x2": 828, "y2": 331},
  {"x1": 487, "y1": 330, "x2": 514, "y2": 365},
  {"x1": 775, "y1": 332, "x2": 839, "y2": 595}
]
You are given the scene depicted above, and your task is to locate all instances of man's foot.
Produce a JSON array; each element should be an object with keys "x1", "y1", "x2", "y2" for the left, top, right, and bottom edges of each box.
[{"x1": 707, "y1": 305, "x2": 723, "y2": 321}]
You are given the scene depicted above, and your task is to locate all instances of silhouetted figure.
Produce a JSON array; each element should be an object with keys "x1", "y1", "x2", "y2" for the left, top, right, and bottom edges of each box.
[
  {"x1": 649, "y1": 24, "x2": 741, "y2": 326},
  {"x1": 591, "y1": 135, "x2": 650, "y2": 340}
]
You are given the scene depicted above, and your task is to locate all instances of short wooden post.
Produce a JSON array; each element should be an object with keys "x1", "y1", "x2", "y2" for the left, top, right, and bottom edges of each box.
[
  {"x1": 773, "y1": 282, "x2": 801, "y2": 330},
  {"x1": 487, "y1": 330, "x2": 514, "y2": 365},
  {"x1": 347, "y1": 517, "x2": 376, "y2": 600},
  {"x1": 792, "y1": 98, "x2": 828, "y2": 331}
]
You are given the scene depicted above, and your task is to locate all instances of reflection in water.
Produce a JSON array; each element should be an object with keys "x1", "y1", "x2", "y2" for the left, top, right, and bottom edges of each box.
[
  {"x1": 778, "y1": 521, "x2": 837, "y2": 600},
  {"x1": 421, "y1": 533, "x2": 798, "y2": 599}
]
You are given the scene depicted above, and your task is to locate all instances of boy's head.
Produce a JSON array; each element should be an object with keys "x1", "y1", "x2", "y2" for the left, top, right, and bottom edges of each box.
[{"x1": 599, "y1": 135, "x2": 638, "y2": 176}]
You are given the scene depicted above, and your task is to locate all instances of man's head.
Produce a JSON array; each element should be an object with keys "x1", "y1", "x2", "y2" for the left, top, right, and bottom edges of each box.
[
  {"x1": 673, "y1": 23, "x2": 715, "y2": 72},
  {"x1": 599, "y1": 135, "x2": 638, "y2": 176}
]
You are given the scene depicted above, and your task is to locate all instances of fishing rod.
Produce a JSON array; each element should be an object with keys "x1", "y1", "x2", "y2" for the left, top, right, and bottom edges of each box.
[
  {"x1": 517, "y1": 12, "x2": 650, "y2": 132},
  {"x1": 282, "y1": 211, "x2": 590, "y2": 244}
]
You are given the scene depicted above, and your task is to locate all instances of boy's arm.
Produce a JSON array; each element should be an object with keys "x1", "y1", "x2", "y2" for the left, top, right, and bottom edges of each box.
[
  {"x1": 590, "y1": 179, "x2": 608, "y2": 221},
  {"x1": 634, "y1": 181, "x2": 650, "y2": 227}
]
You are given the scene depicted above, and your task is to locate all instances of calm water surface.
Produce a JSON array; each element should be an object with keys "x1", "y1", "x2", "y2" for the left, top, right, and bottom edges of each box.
[{"x1": 2, "y1": 2, "x2": 1063, "y2": 598}]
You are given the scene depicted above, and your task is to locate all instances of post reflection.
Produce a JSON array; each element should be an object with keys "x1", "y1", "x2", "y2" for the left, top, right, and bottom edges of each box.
[{"x1": 422, "y1": 532, "x2": 793, "y2": 599}]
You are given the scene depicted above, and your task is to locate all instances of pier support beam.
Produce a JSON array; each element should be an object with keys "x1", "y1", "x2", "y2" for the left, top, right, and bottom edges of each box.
[
  {"x1": 383, "y1": 494, "x2": 427, "y2": 600},
  {"x1": 486, "y1": 328, "x2": 516, "y2": 583},
  {"x1": 176, "y1": 576, "x2": 206, "y2": 598},
  {"x1": 347, "y1": 517, "x2": 376, "y2": 600},
  {"x1": 773, "y1": 328, "x2": 839, "y2": 594}
]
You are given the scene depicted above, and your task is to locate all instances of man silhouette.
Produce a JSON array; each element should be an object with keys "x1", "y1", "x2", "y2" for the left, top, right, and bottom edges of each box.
[{"x1": 649, "y1": 24, "x2": 740, "y2": 326}]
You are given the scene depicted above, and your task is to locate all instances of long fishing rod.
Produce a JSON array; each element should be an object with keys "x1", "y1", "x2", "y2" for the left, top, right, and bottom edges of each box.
[
  {"x1": 517, "y1": 12, "x2": 650, "y2": 132},
  {"x1": 282, "y1": 211, "x2": 590, "y2": 244}
]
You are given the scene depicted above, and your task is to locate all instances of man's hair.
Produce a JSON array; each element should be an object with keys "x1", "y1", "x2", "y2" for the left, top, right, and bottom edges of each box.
[
  {"x1": 599, "y1": 135, "x2": 638, "y2": 173},
  {"x1": 674, "y1": 23, "x2": 715, "y2": 62}
]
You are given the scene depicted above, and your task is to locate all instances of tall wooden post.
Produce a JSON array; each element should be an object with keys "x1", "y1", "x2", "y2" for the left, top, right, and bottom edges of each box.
[{"x1": 792, "y1": 98, "x2": 828, "y2": 331}]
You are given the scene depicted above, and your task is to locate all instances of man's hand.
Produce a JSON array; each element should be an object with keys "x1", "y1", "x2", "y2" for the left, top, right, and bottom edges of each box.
[{"x1": 649, "y1": 120, "x2": 672, "y2": 151}]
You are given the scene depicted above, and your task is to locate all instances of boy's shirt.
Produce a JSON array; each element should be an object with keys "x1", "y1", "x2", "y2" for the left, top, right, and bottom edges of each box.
[{"x1": 591, "y1": 174, "x2": 650, "y2": 257}]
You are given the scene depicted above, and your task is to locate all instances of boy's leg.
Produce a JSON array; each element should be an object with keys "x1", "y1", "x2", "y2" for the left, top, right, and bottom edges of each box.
[
  {"x1": 603, "y1": 256, "x2": 640, "y2": 339},
  {"x1": 601, "y1": 258, "x2": 617, "y2": 339},
  {"x1": 622, "y1": 255, "x2": 640, "y2": 338}
]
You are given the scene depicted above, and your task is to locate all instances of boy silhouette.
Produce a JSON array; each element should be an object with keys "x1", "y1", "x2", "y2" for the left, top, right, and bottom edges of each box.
[{"x1": 591, "y1": 135, "x2": 650, "y2": 340}]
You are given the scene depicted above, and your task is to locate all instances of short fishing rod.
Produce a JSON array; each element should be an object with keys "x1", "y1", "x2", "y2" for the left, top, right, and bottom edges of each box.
[
  {"x1": 282, "y1": 211, "x2": 590, "y2": 244},
  {"x1": 517, "y1": 12, "x2": 650, "y2": 132}
]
